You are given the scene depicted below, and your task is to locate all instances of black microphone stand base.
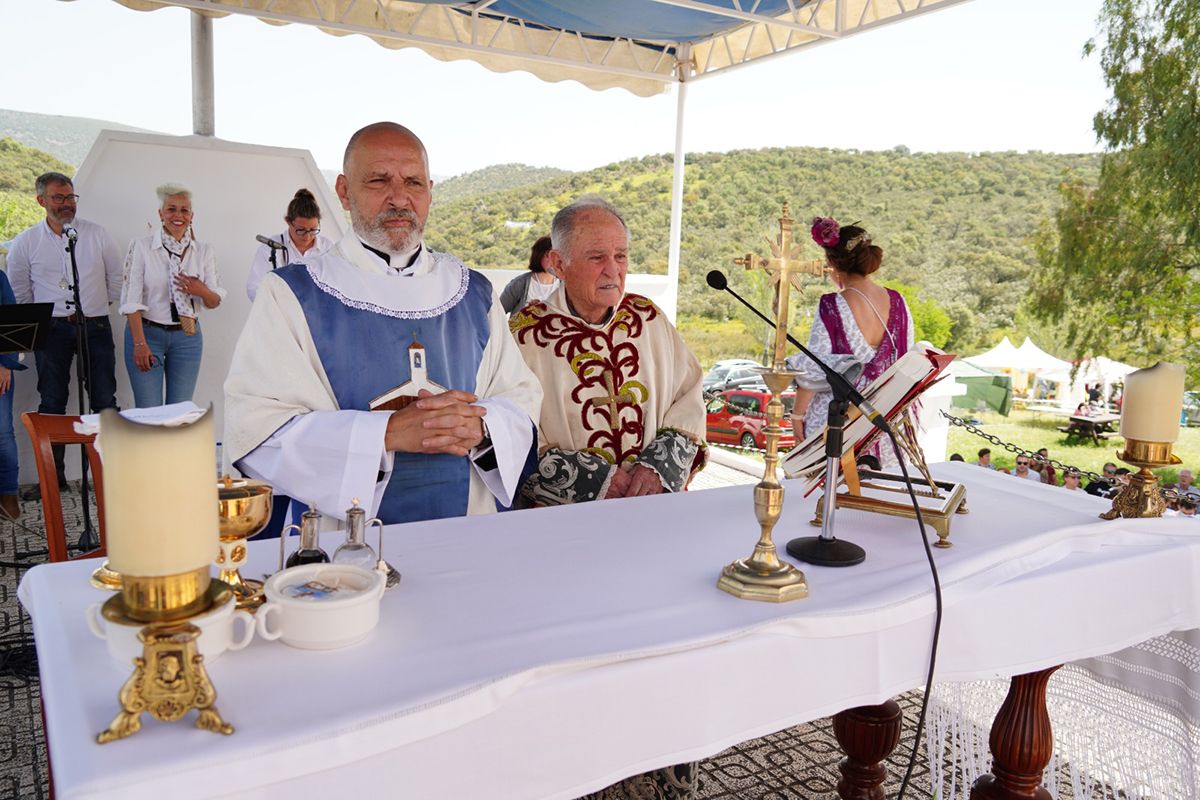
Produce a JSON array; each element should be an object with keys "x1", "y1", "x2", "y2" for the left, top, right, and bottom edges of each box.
[{"x1": 785, "y1": 535, "x2": 866, "y2": 567}]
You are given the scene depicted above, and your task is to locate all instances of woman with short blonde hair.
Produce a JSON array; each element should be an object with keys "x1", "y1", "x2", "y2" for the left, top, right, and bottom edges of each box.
[{"x1": 119, "y1": 182, "x2": 225, "y2": 407}]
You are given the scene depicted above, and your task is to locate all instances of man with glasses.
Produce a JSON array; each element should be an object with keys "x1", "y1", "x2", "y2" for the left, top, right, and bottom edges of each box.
[
  {"x1": 1012, "y1": 456, "x2": 1039, "y2": 481},
  {"x1": 7, "y1": 171, "x2": 121, "y2": 487},
  {"x1": 1062, "y1": 469, "x2": 1081, "y2": 491},
  {"x1": 1086, "y1": 462, "x2": 1119, "y2": 497}
]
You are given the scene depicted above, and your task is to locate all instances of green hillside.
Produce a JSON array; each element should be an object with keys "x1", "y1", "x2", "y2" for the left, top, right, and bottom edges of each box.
[
  {"x1": 434, "y1": 163, "x2": 571, "y2": 204},
  {"x1": 424, "y1": 146, "x2": 1100, "y2": 362},
  {"x1": 0, "y1": 138, "x2": 73, "y2": 244},
  {"x1": 0, "y1": 108, "x2": 152, "y2": 166}
]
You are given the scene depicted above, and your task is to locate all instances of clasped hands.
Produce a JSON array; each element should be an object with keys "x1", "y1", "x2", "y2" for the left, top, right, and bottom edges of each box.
[
  {"x1": 384, "y1": 389, "x2": 485, "y2": 457},
  {"x1": 605, "y1": 462, "x2": 664, "y2": 499}
]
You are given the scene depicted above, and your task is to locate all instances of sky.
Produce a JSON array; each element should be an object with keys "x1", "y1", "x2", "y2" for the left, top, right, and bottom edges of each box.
[{"x1": 0, "y1": 0, "x2": 1111, "y2": 177}]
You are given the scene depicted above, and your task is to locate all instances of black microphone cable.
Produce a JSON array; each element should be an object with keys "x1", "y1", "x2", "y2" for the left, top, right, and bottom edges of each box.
[
  {"x1": 884, "y1": 430, "x2": 943, "y2": 800},
  {"x1": 706, "y1": 268, "x2": 943, "y2": 798}
]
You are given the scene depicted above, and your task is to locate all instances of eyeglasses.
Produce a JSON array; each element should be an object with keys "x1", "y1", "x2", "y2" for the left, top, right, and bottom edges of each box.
[
  {"x1": 292, "y1": 226, "x2": 320, "y2": 236},
  {"x1": 1103, "y1": 469, "x2": 1116, "y2": 476},
  {"x1": 1016, "y1": 461, "x2": 1029, "y2": 466},
  {"x1": 46, "y1": 193, "x2": 80, "y2": 203}
]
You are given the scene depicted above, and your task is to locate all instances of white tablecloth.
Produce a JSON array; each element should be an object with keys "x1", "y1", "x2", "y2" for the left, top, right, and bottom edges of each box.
[{"x1": 19, "y1": 463, "x2": 1200, "y2": 799}]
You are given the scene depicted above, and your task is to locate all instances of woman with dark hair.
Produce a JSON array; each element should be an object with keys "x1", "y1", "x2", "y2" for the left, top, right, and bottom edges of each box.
[
  {"x1": 789, "y1": 217, "x2": 914, "y2": 465},
  {"x1": 500, "y1": 235, "x2": 559, "y2": 314},
  {"x1": 246, "y1": 188, "x2": 334, "y2": 301}
]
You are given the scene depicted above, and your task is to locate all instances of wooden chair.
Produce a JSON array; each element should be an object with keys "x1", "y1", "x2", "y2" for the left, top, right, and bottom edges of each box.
[{"x1": 21, "y1": 412, "x2": 106, "y2": 563}]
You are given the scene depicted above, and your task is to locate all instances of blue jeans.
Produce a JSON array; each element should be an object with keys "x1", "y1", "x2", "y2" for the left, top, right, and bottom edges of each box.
[
  {"x1": 124, "y1": 322, "x2": 204, "y2": 408},
  {"x1": 34, "y1": 316, "x2": 118, "y2": 415},
  {"x1": 0, "y1": 378, "x2": 16, "y2": 495}
]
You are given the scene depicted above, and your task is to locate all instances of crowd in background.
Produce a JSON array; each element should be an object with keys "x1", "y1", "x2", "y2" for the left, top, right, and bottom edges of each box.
[{"x1": 952, "y1": 447, "x2": 1198, "y2": 517}]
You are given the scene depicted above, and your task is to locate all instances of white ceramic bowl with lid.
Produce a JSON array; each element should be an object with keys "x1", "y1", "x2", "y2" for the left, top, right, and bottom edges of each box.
[{"x1": 256, "y1": 563, "x2": 387, "y2": 650}]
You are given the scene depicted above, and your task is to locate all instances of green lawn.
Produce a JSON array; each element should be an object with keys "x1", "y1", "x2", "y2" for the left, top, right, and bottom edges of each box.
[{"x1": 945, "y1": 408, "x2": 1200, "y2": 482}]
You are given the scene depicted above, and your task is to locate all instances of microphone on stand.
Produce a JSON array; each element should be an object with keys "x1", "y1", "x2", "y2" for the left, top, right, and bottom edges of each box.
[
  {"x1": 255, "y1": 234, "x2": 287, "y2": 250},
  {"x1": 62, "y1": 224, "x2": 78, "y2": 244},
  {"x1": 705, "y1": 270, "x2": 890, "y2": 434}
]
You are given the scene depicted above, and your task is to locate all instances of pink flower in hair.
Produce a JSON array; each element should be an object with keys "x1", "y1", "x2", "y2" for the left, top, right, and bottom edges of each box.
[{"x1": 811, "y1": 217, "x2": 840, "y2": 248}]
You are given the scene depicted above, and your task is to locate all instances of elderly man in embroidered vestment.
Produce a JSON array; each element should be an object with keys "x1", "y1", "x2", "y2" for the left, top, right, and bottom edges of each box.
[{"x1": 511, "y1": 197, "x2": 706, "y2": 505}]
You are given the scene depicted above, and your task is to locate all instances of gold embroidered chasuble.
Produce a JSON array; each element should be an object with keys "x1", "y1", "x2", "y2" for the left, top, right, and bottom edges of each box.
[{"x1": 511, "y1": 288, "x2": 706, "y2": 503}]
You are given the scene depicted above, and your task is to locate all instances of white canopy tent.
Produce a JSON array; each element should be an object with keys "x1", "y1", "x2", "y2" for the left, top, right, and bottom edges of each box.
[
  {"x1": 966, "y1": 336, "x2": 1019, "y2": 371},
  {"x1": 94, "y1": 0, "x2": 973, "y2": 318},
  {"x1": 1038, "y1": 356, "x2": 1138, "y2": 409},
  {"x1": 967, "y1": 336, "x2": 1072, "y2": 396},
  {"x1": 1014, "y1": 336, "x2": 1072, "y2": 374}
]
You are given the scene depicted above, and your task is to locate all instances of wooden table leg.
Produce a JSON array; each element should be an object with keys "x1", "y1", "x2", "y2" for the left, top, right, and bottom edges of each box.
[
  {"x1": 832, "y1": 699, "x2": 903, "y2": 800},
  {"x1": 971, "y1": 665, "x2": 1062, "y2": 800}
]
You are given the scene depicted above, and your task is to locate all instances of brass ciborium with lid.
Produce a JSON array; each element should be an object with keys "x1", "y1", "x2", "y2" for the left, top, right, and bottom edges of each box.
[{"x1": 216, "y1": 477, "x2": 273, "y2": 609}]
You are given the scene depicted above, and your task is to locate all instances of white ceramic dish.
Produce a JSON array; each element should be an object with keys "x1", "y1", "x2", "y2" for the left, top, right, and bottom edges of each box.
[
  {"x1": 257, "y1": 563, "x2": 386, "y2": 650},
  {"x1": 87, "y1": 594, "x2": 254, "y2": 666}
]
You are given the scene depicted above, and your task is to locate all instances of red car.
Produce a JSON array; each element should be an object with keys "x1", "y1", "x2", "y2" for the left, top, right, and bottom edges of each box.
[{"x1": 706, "y1": 389, "x2": 797, "y2": 451}]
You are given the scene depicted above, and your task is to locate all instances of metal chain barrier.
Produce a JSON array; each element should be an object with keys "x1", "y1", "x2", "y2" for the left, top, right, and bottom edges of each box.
[{"x1": 939, "y1": 409, "x2": 1186, "y2": 502}]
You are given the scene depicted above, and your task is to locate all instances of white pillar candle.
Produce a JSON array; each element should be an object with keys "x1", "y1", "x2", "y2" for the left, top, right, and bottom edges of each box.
[
  {"x1": 1120, "y1": 362, "x2": 1185, "y2": 443},
  {"x1": 99, "y1": 408, "x2": 220, "y2": 576}
]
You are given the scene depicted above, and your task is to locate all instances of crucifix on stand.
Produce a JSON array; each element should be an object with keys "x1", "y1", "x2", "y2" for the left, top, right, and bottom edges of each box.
[
  {"x1": 718, "y1": 202, "x2": 822, "y2": 603},
  {"x1": 734, "y1": 203, "x2": 826, "y2": 370}
]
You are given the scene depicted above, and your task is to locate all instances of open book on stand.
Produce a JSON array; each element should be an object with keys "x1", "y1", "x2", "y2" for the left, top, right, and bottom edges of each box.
[{"x1": 781, "y1": 346, "x2": 967, "y2": 546}]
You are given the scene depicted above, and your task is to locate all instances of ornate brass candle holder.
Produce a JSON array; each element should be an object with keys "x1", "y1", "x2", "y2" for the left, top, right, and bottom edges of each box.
[
  {"x1": 216, "y1": 478, "x2": 273, "y2": 609},
  {"x1": 718, "y1": 368, "x2": 809, "y2": 602},
  {"x1": 97, "y1": 568, "x2": 236, "y2": 742},
  {"x1": 97, "y1": 621, "x2": 233, "y2": 743},
  {"x1": 1099, "y1": 438, "x2": 1179, "y2": 520}
]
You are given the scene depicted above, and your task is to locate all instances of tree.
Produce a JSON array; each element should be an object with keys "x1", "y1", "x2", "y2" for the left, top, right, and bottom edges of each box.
[
  {"x1": 882, "y1": 281, "x2": 952, "y2": 348},
  {"x1": 1029, "y1": 0, "x2": 1200, "y2": 382}
]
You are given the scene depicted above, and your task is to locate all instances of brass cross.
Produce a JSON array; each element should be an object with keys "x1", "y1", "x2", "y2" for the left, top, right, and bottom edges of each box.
[{"x1": 735, "y1": 203, "x2": 827, "y2": 369}]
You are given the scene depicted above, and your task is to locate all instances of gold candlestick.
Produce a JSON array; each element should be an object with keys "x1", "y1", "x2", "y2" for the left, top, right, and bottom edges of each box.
[
  {"x1": 718, "y1": 203, "x2": 810, "y2": 602},
  {"x1": 718, "y1": 368, "x2": 809, "y2": 601},
  {"x1": 1099, "y1": 438, "x2": 1179, "y2": 520}
]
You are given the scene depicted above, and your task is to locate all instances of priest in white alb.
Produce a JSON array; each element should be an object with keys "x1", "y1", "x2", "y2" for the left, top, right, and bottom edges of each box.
[
  {"x1": 224, "y1": 122, "x2": 541, "y2": 523},
  {"x1": 511, "y1": 197, "x2": 706, "y2": 506}
]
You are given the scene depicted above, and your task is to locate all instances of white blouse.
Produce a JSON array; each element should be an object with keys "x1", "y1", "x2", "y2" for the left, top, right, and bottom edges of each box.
[{"x1": 120, "y1": 232, "x2": 226, "y2": 325}]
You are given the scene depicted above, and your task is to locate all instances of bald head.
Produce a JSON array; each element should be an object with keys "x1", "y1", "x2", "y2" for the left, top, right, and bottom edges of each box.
[
  {"x1": 343, "y1": 122, "x2": 428, "y2": 175},
  {"x1": 336, "y1": 122, "x2": 434, "y2": 255}
]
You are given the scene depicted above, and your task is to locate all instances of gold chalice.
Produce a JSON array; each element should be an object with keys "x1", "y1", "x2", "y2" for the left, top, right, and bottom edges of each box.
[{"x1": 216, "y1": 478, "x2": 273, "y2": 609}]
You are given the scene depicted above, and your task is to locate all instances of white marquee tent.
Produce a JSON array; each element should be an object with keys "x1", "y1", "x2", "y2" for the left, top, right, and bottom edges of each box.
[
  {"x1": 965, "y1": 336, "x2": 1019, "y2": 371},
  {"x1": 1037, "y1": 355, "x2": 1138, "y2": 409},
  {"x1": 1014, "y1": 336, "x2": 1072, "y2": 374}
]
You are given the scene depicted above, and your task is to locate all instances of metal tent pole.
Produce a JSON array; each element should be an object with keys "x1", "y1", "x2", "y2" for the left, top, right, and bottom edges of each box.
[
  {"x1": 191, "y1": 11, "x2": 215, "y2": 136},
  {"x1": 664, "y1": 45, "x2": 690, "y2": 324}
]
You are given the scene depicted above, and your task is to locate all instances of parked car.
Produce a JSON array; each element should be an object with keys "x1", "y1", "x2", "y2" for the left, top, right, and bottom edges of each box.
[
  {"x1": 702, "y1": 359, "x2": 763, "y2": 394},
  {"x1": 704, "y1": 363, "x2": 771, "y2": 395},
  {"x1": 706, "y1": 389, "x2": 796, "y2": 451},
  {"x1": 1184, "y1": 391, "x2": 1200, "y2": 427}
]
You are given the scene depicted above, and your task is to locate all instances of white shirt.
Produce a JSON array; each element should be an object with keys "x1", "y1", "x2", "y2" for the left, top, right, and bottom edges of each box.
[
  {"x1": 6, "y1": 218, "x2": 121, "y2": 316},
  {"x1": 120, "y1": 232, "x2": 227, "y2": 325},
  {"x1": 245, "y1": 230, "x2": 334, "y2": 301}
]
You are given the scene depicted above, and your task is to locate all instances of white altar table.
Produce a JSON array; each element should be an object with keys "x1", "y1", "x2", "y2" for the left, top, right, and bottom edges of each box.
[{"x1": 18, "y1": 463, "x2": 1200, "y2": 799}]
